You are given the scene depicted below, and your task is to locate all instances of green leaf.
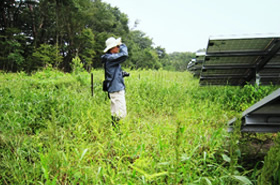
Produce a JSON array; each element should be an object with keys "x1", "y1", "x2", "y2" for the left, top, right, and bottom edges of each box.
[
  {"x1": 222, "y1": 154, "x2": 231, "y2": 162},
  {"x1": 79, "y1": 148, "x2": 88, "y2": 163},
  {"x1": 232, "y1": 176, "x2": 253, "y2": 185},
  {"x1": 202, "y1": 177, "x2": 212, "y2": 185},
  {"x1": 129, "y1": 165, "x2": 168, "y2": 180}
]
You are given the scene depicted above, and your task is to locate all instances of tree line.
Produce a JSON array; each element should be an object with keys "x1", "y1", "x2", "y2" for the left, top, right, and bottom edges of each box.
[{"x1": 0, "y1": 0, "x2": 195, "y2": 72}]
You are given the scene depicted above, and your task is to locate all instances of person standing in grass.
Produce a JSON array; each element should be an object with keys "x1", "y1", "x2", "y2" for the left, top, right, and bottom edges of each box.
[{"x1": 101, "y1": 37, "x2": 128, "y2": 126}]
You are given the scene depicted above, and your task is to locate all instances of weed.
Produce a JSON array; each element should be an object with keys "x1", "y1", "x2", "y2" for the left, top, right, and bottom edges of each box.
[{"x1": 0, "y1": 69, "x2": 278, "y2": 184}]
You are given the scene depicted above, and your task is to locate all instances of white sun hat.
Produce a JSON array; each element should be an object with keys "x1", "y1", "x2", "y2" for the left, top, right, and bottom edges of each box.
[{"x1": 103, "y1": 37, "x2": 122, "y2": 53}]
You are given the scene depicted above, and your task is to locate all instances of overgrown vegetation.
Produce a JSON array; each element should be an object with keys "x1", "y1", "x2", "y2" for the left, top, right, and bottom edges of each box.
[
  {"x1": 258, "y1": 134, "x2": 280, "y2": 185},
  {"x1": 1, "y1": 69, "x2": 279, "y2": 184}
]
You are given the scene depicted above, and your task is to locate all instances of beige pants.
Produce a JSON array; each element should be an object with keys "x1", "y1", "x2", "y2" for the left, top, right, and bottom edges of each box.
[{"x1": 109, "y1": 90, "x2": 127, "y2": 118}]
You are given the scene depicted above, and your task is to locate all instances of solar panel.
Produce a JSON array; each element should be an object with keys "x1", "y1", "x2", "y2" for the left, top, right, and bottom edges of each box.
[
  {"x1": 259, "y1": 55, "x2": 280, "y2": 85},
  {"x1": 207, "y1": 38, "x2": 273, "y2": 53},
  {"x1": 187, "y1": 52, "x2": 205, "y2": 78},
  {"x1": 259, "y1": 68, "x2": 280, "y2": 75},
  {"x1": 202, "y1": 68, "x2": 250, "y2": 76},
  {"x1": 260, "y1": 77, "x2": 280, "y2": 85},
  {"x1": 203, "y1": 56, "x2": 258, "y2": 66},
  {"x1": 208, "y1": 34, "x2": 280, "y2": 52},
  {"x1": 199, "y1": 34, "x2": 280, "y2": 86},
  {"x1": 187, "y1": 59, "x2": 196, "y2": 71},
  {"x1": 228, "y1": 88, "x2": 280, "y2": 132},
  {"x1": 196, "y1": 52, "x2": 205, "y2": 62},
  {"x1": 200, "y1": 77, "x2": 246, "y2": 86},
  {"x1": 266, "y1": 55, "x2": 280, "y2": 64}
]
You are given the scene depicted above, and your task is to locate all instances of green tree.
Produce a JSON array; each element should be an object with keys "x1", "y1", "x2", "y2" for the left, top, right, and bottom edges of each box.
[
  {"x1": 125, "y1": 30, "x2": 161, "y2": 69},
  {"x1": 129, "y1": 30, "x2": 153, "y2": 50},
  {"x1": 168, "y1": 52, "x2": 195, "y2": 71},
  {"x1": 90, "y1": 1, "x2": 129, "y2": 68},
  {"x1": 31, "y1": 44, "x2": 63, "y2": 69},
  {"x1": 76, "y1": 28, "x2": 96, "y2": 71},
  {"x1": 0, "y1": 28, "x2": 25, "y2": 72},
  {"x1": 155, "y1": 46, "x2": 167, "y2": 59},
  {"x1": 0, "y1": 0, "x2": 174, "y2": 72}
]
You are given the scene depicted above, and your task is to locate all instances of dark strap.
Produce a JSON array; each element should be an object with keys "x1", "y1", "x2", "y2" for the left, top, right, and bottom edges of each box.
[
  {"x1": 104, "y1": 61, "x2": 107, "y2": 79},
  {"x1": 104, "y1": 61, "x2": 118, "y2": 92}
]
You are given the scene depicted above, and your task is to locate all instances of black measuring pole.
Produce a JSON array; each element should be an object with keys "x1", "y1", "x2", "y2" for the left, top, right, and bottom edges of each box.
[{"x1": 91, "y1": 73, "x2": 94, "y2": 97}]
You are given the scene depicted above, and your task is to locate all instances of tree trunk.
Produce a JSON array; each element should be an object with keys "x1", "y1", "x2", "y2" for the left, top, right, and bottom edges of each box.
[{"x1": 28, "y1": 4, "x2": 37, "y2": 44}]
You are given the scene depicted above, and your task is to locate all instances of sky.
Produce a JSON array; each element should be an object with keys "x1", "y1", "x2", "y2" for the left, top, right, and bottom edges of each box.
[{"x1": 102, "y1": 0, "x2": 280, "y2": 53}]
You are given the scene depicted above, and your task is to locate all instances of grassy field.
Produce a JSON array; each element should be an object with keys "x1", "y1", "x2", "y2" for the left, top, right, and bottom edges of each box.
[{"x1": 0, "y1": 69, "x2": 279, "y2": 184}]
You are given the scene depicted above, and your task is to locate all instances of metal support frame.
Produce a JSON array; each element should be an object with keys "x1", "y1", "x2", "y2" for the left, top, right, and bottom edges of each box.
[
  {"x1": 200, "y1": 36, "x2": 280, "y2": 86},
  {"x1": 242, "y1": 39, "x2": 280, "y2": 86}
]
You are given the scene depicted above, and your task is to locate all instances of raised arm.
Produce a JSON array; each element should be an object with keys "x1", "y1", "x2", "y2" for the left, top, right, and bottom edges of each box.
[{"x1": 105, "y1": 44, "x2": 128, "y2": 63}]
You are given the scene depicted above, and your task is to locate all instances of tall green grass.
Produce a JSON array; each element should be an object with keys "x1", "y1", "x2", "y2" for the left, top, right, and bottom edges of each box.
[{"x1": 0, "y1": 69, "x2": 279, "y2": 184}]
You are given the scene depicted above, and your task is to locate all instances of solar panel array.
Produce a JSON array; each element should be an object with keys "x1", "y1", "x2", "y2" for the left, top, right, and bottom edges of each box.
[
  {"x1": 228, "y1": 88, "x2": 280, "y2": 132},
  {"x1": 199, "y1": 35, "x2": 280, "y2": 86},
  {"x1": 187, "y1": 52, "x2": 205, "y2": 78}
]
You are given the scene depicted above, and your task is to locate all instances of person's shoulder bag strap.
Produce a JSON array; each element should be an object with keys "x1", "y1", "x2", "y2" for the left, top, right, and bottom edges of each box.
[{"x1": 104, "y1": 62, "x2": 118, "y2": 99}]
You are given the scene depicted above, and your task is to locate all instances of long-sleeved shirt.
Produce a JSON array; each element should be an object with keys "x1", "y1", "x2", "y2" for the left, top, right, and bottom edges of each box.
[{"x1": 101, "y1": 44, "x2": 128, "y2": 93}]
